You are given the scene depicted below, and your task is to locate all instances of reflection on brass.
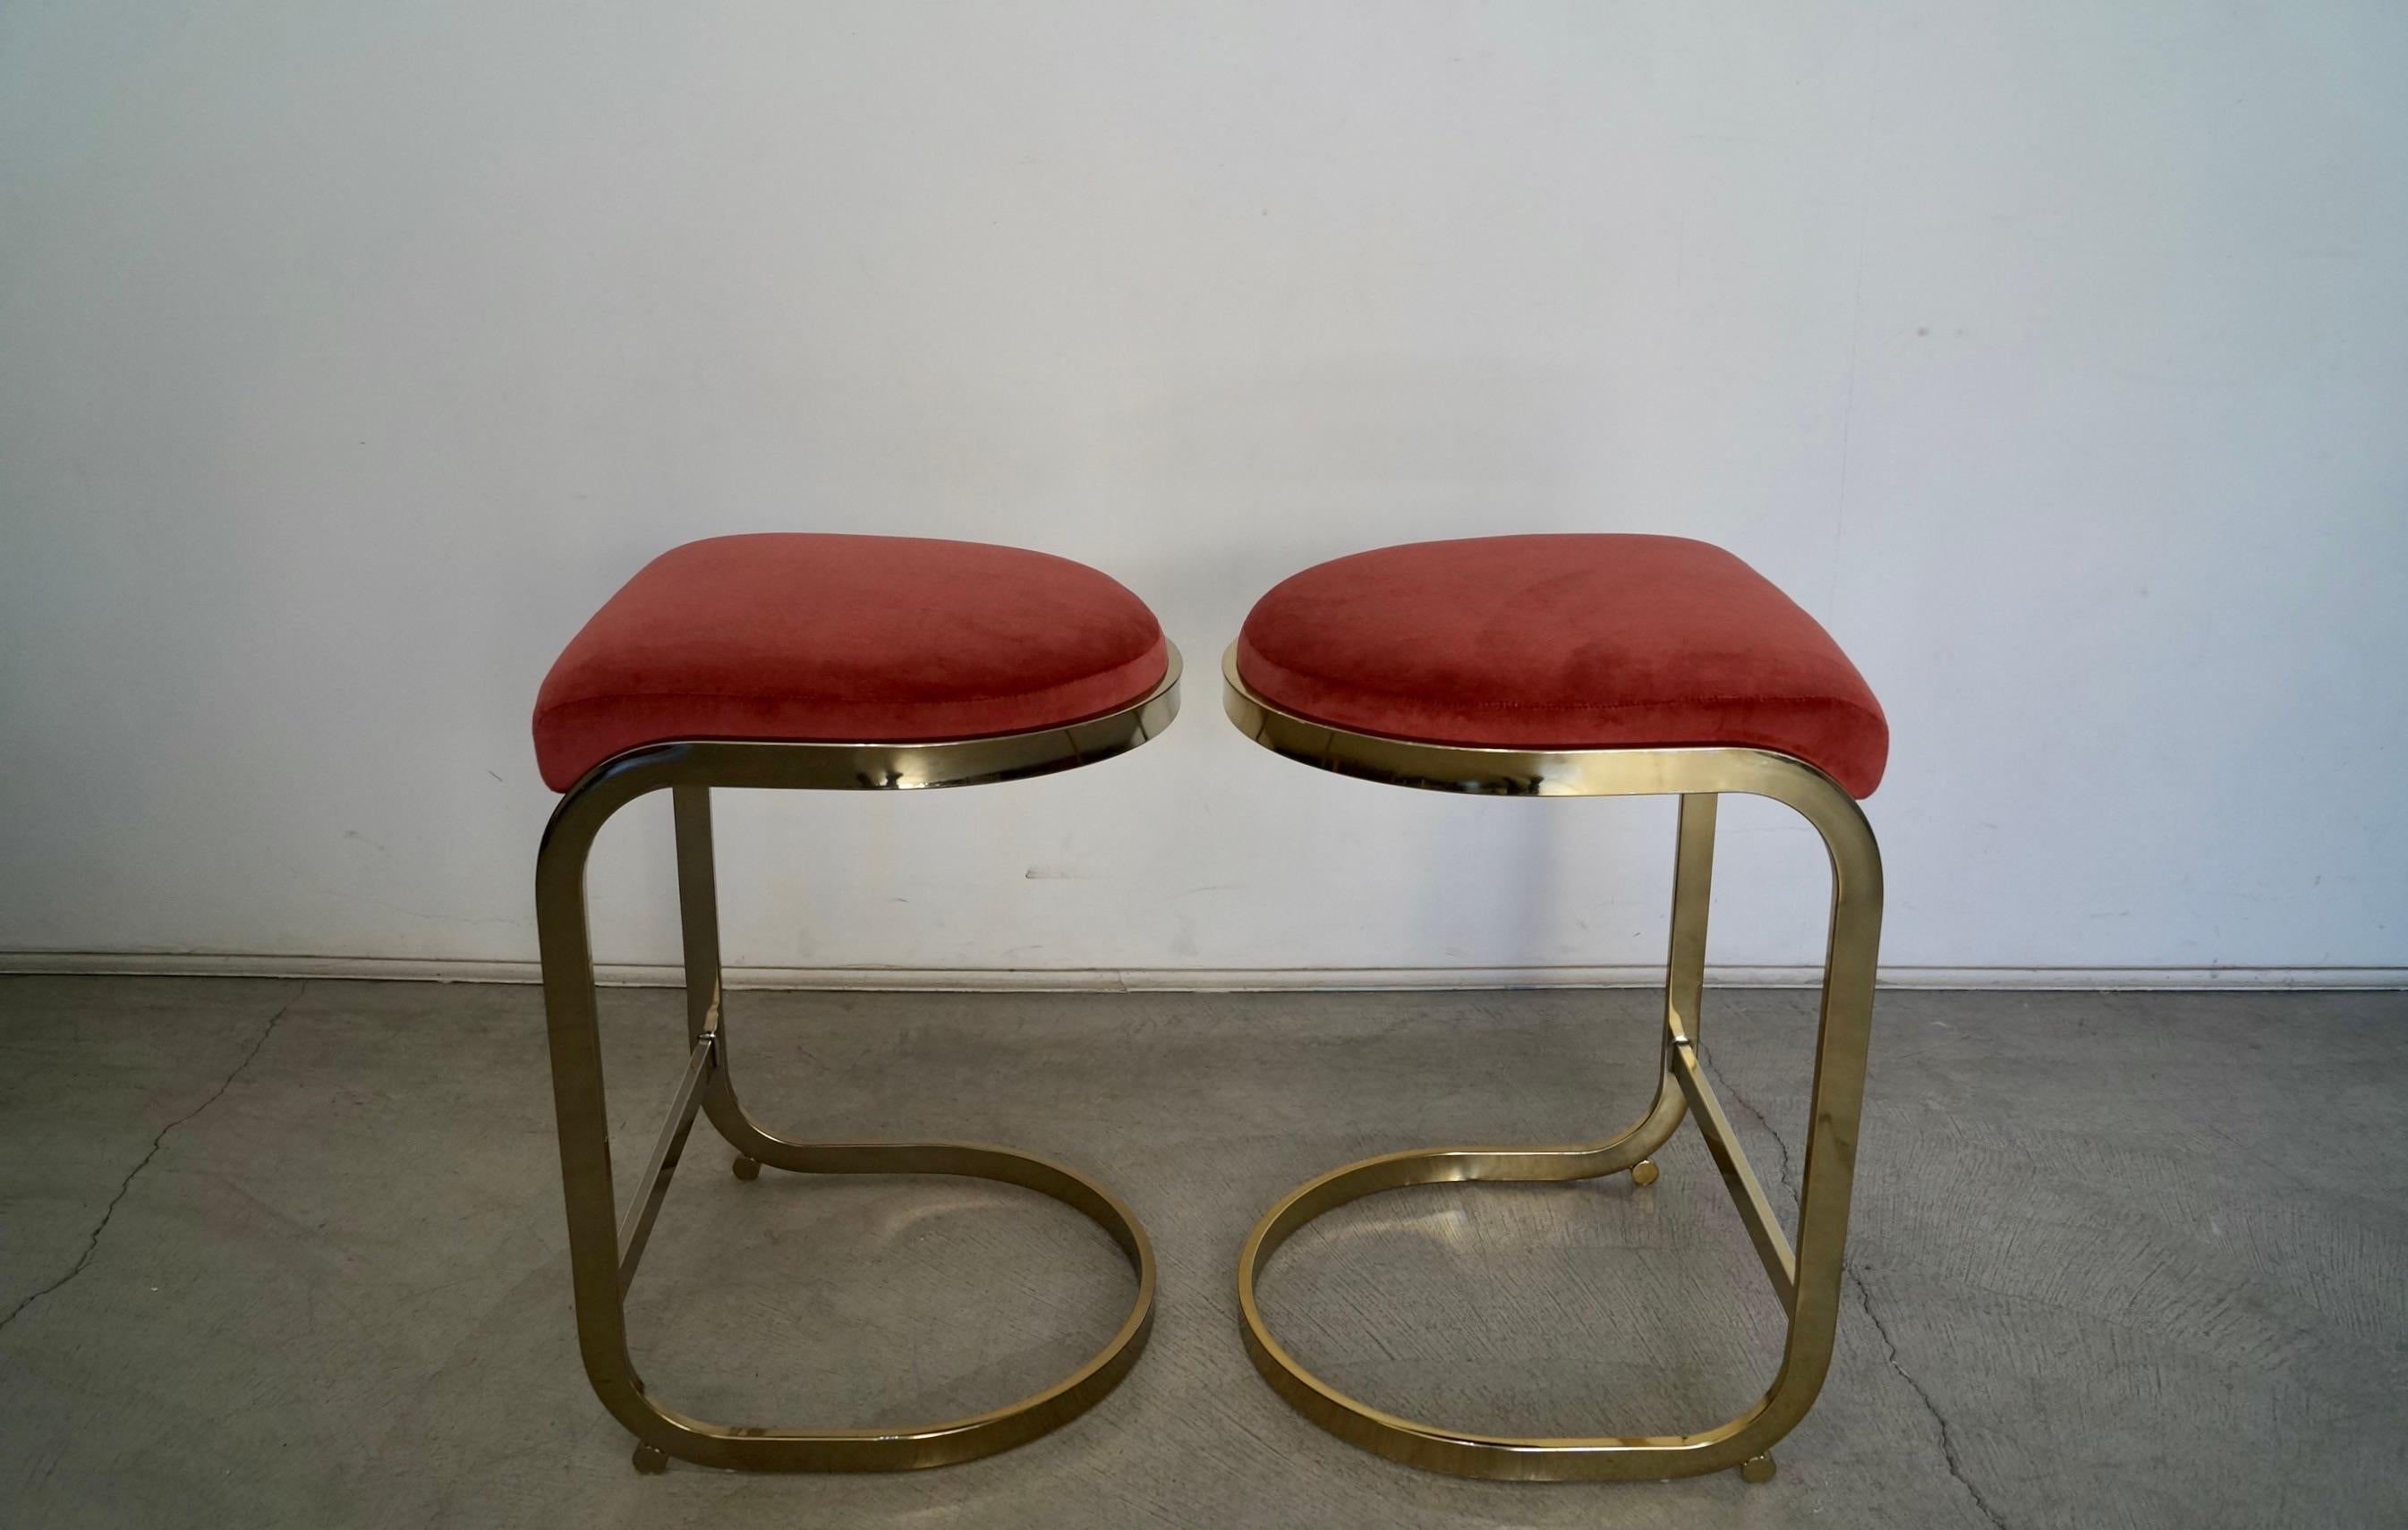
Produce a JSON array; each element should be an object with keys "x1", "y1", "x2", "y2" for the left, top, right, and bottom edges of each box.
[
  {"x1": 1222, "y1": 646, "x2": 1881, "y2": 1483},
  {"x1": 535, "y1": 650, "x2": 1181, "y2": 1472},
  {"x1": 1629, "y1": 1159, "x2": 1660, "y2": 1188}
]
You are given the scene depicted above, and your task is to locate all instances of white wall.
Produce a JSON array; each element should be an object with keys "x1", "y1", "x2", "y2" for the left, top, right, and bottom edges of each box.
[{"x1": 4, "y1": 1, "x2": 2404, "y2": 983}]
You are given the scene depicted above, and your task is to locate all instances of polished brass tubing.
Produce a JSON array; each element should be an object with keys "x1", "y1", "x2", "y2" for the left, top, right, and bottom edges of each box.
[
  {"x1": 671, "y1": 784, "x2": 722, "y2": 1050},
  {"x1": 616, "y1": 1026, "x2": 719, "y2": 1295},
  {"x1": 1664, "y1": 793, "x2": 1716, "y2": 1050},
  {"x1": 1670, "y1": 1039, "x2": 1798, "y2": 1311},
  {"x1": 536, "y1": 650, "x2": 1179, "y2": 1471},
  {"x1": 1223, "y1": 645, "x2": 1882, "y2": 1482}
]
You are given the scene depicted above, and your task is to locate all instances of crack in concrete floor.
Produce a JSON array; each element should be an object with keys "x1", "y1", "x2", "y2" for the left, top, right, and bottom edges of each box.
[
  {"x1": 0, "y1": 982, "x2": 305, "y2": 1335},
  {"x1": 1715, "y1": 1063, "x2": 2011, "y2": 1530}
]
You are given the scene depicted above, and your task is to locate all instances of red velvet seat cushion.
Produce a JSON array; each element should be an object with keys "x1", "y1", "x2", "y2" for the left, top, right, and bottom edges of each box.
[
  {"x1": 1237, "y1": 534, "x2": 1888, "y2": 797},
  {"x1": 533, "y1": 533, "x2": 1169, "y2": 791}
]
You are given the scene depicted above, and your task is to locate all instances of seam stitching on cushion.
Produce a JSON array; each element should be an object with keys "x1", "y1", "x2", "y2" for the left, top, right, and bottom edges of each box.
[
  {"x1": 1238, "y1": 646, "x2": 1875, "y2": 718},
  {"x1": 534, "y1": 666, "x2": 1162, "y2": 720},
  {"x1": 1245, "y1": 667, "x2": 1879, "y2": 718}
]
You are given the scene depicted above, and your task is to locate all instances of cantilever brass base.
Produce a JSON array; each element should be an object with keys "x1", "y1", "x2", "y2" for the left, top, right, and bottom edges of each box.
[
  {"x1": 534, "y1": 651, "x2": 1180, "y2": 1472},
  {"x1": 1224, "y1": 649, "x2": 1882, "y2": 1483}
]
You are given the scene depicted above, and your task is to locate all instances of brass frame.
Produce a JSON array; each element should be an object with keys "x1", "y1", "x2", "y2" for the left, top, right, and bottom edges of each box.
[
  {"x1": 534, "y1": 648, "x2": 1181, "y2": 1473},
  {"x1": 1221, "y1": 645, "x2": 1882, "y2": 1483}
]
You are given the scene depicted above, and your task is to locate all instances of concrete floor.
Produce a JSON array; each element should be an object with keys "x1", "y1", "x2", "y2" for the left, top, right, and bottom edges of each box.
[{"x1": 0, "y1": 978, "x2": 2402, "y2": 1528}]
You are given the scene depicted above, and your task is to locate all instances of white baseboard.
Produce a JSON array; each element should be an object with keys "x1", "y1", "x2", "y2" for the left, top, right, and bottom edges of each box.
[{"x1": 2, "y1": 951, "x2": 2403, "y2": 991}]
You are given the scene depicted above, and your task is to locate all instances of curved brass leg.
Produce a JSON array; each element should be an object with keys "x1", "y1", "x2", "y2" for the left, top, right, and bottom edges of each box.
[
  {"x1": 537, "y1": 761, "x2": 1158, "y2": 1473},
  {"x1": 1232, "y1": 771, "x2": 1880, "y2": 1481},
  {"x1": 1236, "y1": 1142, "x2": 1772, "y2": 1482},
  {"x1": 627, "y1": 1133, "x2": 1154, "y2": 1473}
]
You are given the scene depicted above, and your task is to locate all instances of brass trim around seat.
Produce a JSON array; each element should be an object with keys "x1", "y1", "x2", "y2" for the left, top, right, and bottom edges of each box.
[
  {"x1": 534, "y1": 647, "x2": 1180, "y2": 1472},
  {"x1": 1221, "y1": 644, "x2": 1882, "y2": 1483}
]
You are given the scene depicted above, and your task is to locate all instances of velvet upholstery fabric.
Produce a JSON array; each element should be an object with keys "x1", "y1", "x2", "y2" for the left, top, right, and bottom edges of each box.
[
  {"x1": 533, "y1": 533, "x2": 1168, "y2": 791},
  {"x1": 1237, "y1": 534, "x2": 1888, "y2": 797}
]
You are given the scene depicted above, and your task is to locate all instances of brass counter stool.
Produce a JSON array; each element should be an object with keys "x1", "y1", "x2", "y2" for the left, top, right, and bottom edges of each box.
[
  {"x1": 531, "y1": 532, "x2": 1178, "y2": 1474},
  {"x1": 1224, "y1": 533, "x2": 1887, "y2": 1484}
]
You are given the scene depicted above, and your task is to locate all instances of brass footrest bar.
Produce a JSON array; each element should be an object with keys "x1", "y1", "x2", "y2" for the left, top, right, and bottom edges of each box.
[
  {"x1": 617, "y1": 1023, "x2": 719, "y2": 1294},
  {"x1": 1670, "y1": 1040, "x2": 1797, "y2": 1311}
]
